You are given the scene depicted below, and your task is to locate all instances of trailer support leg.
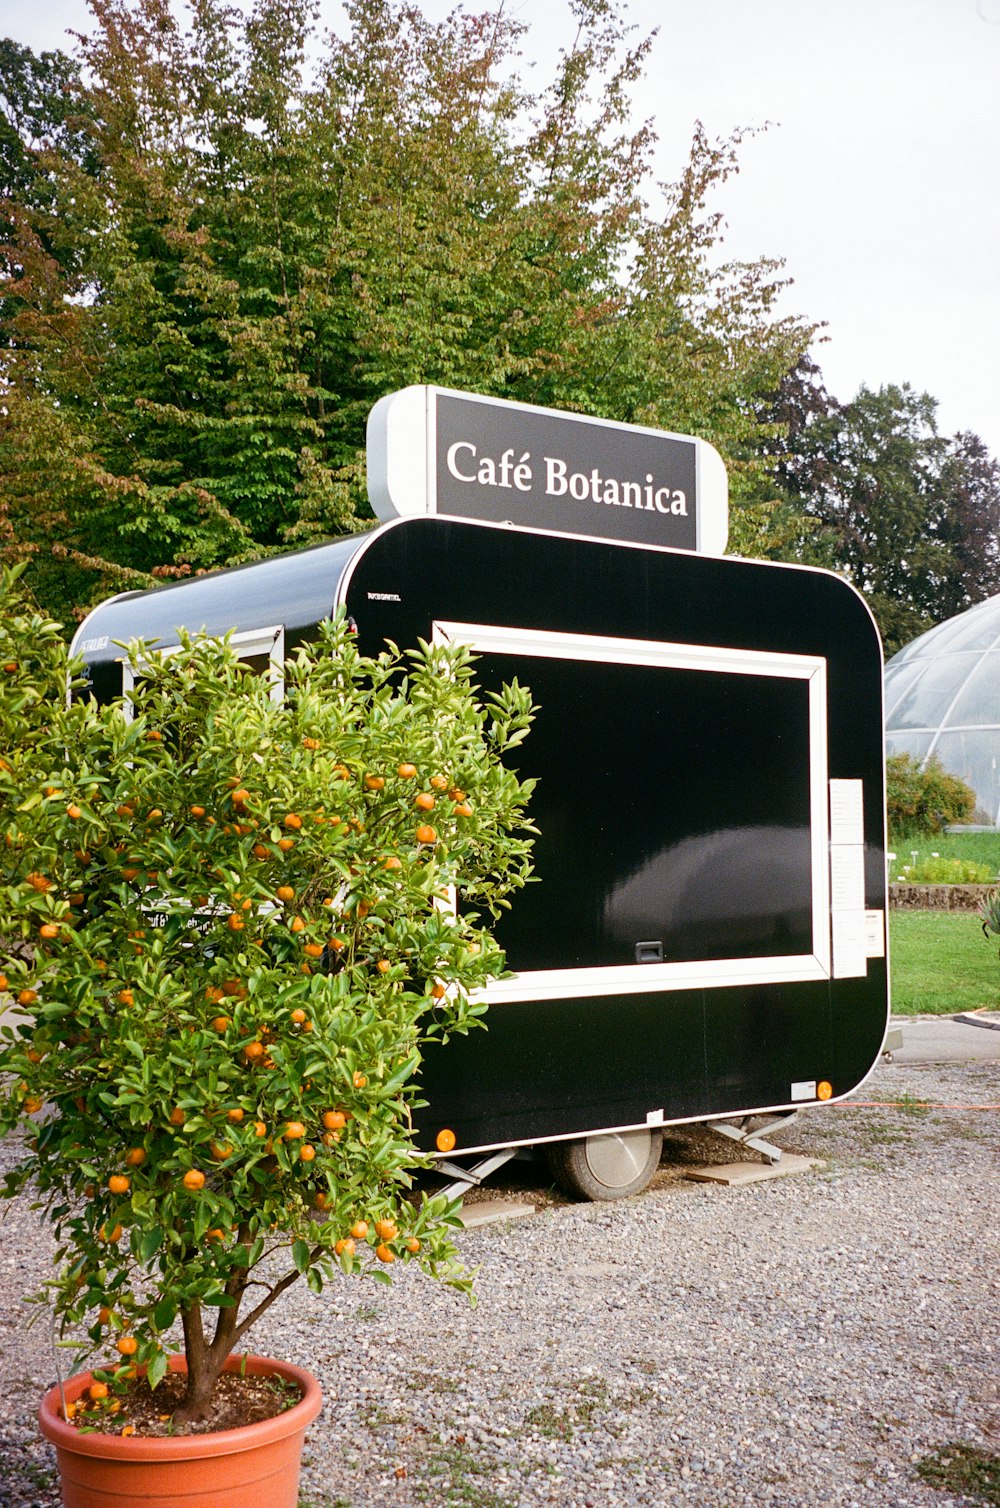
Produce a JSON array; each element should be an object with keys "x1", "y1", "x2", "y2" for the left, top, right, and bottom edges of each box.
[
  {"x1": 706, "y1": 1111, "x2": 799, "y2": 1166},
  {"x1": 434, "y1": 1147, "x2": 521, "y2": 1202}
]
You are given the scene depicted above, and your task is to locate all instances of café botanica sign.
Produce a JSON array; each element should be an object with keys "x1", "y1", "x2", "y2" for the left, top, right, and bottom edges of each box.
[{"x1": 367, "y1": 385, "x2": 728, "y2": 554}]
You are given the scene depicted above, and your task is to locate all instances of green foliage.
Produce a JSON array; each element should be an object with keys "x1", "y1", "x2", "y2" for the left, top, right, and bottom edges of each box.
[
  {"x1": 892, "y1": 855, "x2": 993, "y2": 884},
  {"x1": 886, "y1": 752, "x2": 976, "y2": 839},
  {"x1": 0, "y1": 0, "x2": 813, "y2": 619},
  {"x1": 0, "y1": 565, "x2": 536, "y2": 1421},
  {"x1": 916, "y1": 1442, "x2": 1000, "y2": 1505},
  {"x1": 758, "y1": 369, "x2": 1000, "y2": 654}
]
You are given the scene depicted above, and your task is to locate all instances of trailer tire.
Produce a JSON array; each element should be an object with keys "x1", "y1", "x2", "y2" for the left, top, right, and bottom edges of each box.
[{"x1": 545, "y1": 1127, "x2": 663, "y2": 1202}]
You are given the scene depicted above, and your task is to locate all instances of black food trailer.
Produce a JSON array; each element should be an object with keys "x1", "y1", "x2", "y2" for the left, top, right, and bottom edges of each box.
[{"x1": 72, "y1": 496, "x2": 889, "y2": 1201}]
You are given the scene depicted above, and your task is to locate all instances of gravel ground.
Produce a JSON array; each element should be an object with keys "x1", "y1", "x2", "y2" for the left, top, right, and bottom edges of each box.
[{"x1": 0, "y1": 1054, "x2": 997, "y2": 1508}]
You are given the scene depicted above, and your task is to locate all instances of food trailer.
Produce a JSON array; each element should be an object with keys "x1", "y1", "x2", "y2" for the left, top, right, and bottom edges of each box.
[{"x1": 71, "y1": 388, "x2": 889, "y2": 1199}]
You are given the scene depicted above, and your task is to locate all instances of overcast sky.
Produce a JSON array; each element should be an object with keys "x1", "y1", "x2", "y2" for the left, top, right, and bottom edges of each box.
[{"x1": 6, "y1": 0, "x2": 1000, "y2": 457}]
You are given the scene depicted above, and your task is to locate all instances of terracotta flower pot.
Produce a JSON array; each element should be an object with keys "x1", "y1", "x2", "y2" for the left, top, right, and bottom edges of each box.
[{"x1": 38, "y1": 1352, "x2": 322, "y2": 1508}]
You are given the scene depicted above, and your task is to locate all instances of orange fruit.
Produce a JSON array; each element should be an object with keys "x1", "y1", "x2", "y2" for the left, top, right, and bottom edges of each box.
[
  {"x1": 453, "y1": 802, "x2": 473, "y2": 817},
  {"x1": 299, "y1": 1144, "x2": 316, "y2": 1162},
  {"x1": 182, "y1": 1169, "x2": 206, "y2": 1191},
  {"x1": 351, "y1": 1220, "x2": 368, "y2": 1240},
  {"x1": 227, "y1": 914, "x2": 244, "y2": 932},
  {"x1": 88, "y1": 1382, "x2": 109, "y2": 1401},
  {"x1": 405, "y1": 1237, "x2": 421, "y2": 1254},
  {"x1": 430, "y1": 982, "x2": 447, "y2": 1000},
  {"x1": 23, "y1": 1094, "x2": 43, "y2": 1114},
  {"x1": 226, "y1": 1107, "x2": 244, "y2": 1123},
  {"x1": 304, "y1": 943, "x2": 324, "y2": 958},
  {"x1": 302, "y1": 736, "x2": 320, "y2": 750},
  {"x1": 290, "y1": 915, "x2": 305, "y2": 933},
  {"x1": 206, "y1": 1227, "x2": 225, "y2": 1242},
  {"x1": 0, "y1": 974, "x2": 7, "y2": 991},
  {"x1": 283, "y1": 1121, "x2": 306, "y2": 1140},
  {"x1": 335, "y1": 1237, "x2": 356, "y2": 1257},
  {"x1": 108, "y1": 1174, "x2": 130, "y2": 1196},
  {"x1": 17, "y1": 989, "x2": 36, "y2": 1006},
  {"x1": 353, "y1": 1071, "x2": 367, "y2": 1089},
  {"x1": 243, "y1": 1041, "x2": 265, "y2": 1062},
  {"x1": 374, "y1": 1219, "x2": 398, "y2": 1240},
  {"x1": 415, "y1": 825, "x2": 437, "y2": 845},
  {"x1": 290, "y1": 1008, "x2": 307, "y2": 1024},
  {"x1": 190, "y1": 805, "x2": 206, "y2": 818},
  {"x1": 322, "y1": 1110, "x2": 346, "y2": 1131},
  {"x1": 414, "y1": 792, "x2": 435, "y2": 811},
  {"x1": 253, "y1": 1120, "x2": 267, "y2": 1138},
  {"x1": 99, "y1": 1222, "x2": 123, "y2": 1243},
  {"x1": 381, "y1": 856, "x2": 402, "y2": 870},
  {"x1": 231, "y1": 789, "x2": 250, "y2": 806},
  {"x1": 276, "y1": 885, "x2": 295, "y2": 902},
  {"x1": 169, "y1": 1107, "x2": 186, "y2": 1126},
  {"x1": 397, "y1": 762, "x2": 417, "y2": 779},
  {"x1": 278, "y1": 837, "x2": 295, "y2": 852},
  {"x1": 119, "y1": 989, "x2": 135, "y2": 1006},
  {"x1": 252, "y1": 842, "x2": 270, "y2": 859},
  {"x1": 98, "y1": 1306, "x2": 112, "y2": 1325},
  {"x1": 66, "y1": 804, "x2": 82, "y2": 820},
  {"x1": 430, "y1": 774, "x2": 448, "y2": 790},
  {"x1": 283, "y1": 813, "x2": 302, "y2": 830},
  {"x1": 213, "y1": 1016, "x2": 231, "y2": 1032},
  {"x1": 211, "y1": 1141, "x2": 232, "y2": 1161},
  {"x1": 376, "y1": 959, "x2": 391, "y2": 974},
  {"x1": 375, "y1": 1243, "x2": 395, "y2": 1264},
  {"x1": 124, "y1": 1147, "x2": 146, "y2": 1167},
  {"x1": 116, "y1": 1336, "x2": 138, "y2": 1356},
  {"x1": 145, "y1": 730, "x2": 162, "y2": 743},
  {"x1": 364, "y1": 774, "x2": 385, "y2": 791},
  {"x1": 39, "y1": 923, "x2": 60, "y2": 940}
]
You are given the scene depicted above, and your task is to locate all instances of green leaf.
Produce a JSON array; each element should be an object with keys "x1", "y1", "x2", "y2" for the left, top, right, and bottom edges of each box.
[
  {"x1": 291, "y1": 1239, "x2": 310, "y2": 1274},
  {"x1": 147, "y1": 1350, "x2": 169, "y2": 1390}
]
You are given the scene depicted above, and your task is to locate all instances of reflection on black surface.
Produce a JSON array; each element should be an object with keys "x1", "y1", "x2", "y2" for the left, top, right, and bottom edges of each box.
[{"x1": 476, "y1": 652, "x2": 814, "y2": 970}]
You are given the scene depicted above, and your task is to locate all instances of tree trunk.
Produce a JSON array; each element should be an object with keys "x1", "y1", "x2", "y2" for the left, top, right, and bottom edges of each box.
[{"x1": 174, "y1": 1302, "x2": 234, "y2": 1424}]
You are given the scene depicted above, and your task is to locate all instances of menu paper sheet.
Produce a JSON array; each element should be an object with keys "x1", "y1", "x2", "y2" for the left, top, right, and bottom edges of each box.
[{"x1": 829, "y1": 780, "x2": 867, "y2": 978}]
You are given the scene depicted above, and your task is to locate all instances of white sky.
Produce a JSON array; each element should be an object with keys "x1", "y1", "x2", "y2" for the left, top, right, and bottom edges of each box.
[{"x1": 5, "y1": 0, "x2": 1000, "y2": 458}]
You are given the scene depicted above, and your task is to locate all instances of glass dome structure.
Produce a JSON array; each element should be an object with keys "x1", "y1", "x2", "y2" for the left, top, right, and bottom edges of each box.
[{"x1": 885, "y1": 593, "x2": 1000, "y2": 825}]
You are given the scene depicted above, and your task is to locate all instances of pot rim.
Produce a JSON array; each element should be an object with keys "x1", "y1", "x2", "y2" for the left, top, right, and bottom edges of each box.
[{"x1": 38, "y1": 1352, "x2": 322, "y2": 1461}]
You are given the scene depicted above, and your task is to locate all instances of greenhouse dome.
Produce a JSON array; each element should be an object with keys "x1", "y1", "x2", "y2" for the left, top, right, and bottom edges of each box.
[{"x1": 884, "y1": 593, "x2": 1000, "y2": 825}]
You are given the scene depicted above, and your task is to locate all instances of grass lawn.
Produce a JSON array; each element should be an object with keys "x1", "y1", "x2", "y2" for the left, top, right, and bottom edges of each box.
[{"x1": 889, "y1": 909, "x2": 1000, "y2": 1014}]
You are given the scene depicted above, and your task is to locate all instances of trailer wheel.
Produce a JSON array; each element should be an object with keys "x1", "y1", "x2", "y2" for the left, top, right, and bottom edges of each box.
[{"x1": 545, "y1": 1127, "x2": 663, "y2": 1202}]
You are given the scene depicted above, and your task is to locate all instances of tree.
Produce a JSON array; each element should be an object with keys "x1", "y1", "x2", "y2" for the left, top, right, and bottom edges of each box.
[
  {"x1": 0, "y1": 564, "x2": 536, "y2": 1423},
  {"x1": 0, "y1": 0, "x2": 814, "y2": 621},
  {"x1": 757, "y1": 372, "x2": 1000, "y2": 655}
]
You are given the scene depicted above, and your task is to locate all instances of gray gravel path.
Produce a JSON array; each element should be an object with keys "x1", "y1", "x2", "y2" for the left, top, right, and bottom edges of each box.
[{"x1": 1, "y1": 1054, "x2": 997, "y2": 1508}]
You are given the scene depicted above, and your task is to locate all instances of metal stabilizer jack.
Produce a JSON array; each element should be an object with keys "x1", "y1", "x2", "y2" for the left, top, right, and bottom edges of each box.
[
  {"x1": 435, "y1": 1146, "x2": 521, "y2": 1202},
  {"x1": 706, "y1": 1111, "x2": 799, "y2": 1166}
]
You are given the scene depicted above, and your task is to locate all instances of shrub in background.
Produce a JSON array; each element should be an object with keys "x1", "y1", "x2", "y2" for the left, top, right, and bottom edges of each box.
[
  {"x1": 886, "y1": 752, "x2": 976, "y2": 839},
  {"x1": 0, "y1": 566, "x2": 535, "y2": 1425}
]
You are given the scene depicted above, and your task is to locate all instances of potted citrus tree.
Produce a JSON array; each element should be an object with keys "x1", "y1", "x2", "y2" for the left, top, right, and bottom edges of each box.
[{"x1": 0, "y1": 566, "x2": 535, "y2": 1505}]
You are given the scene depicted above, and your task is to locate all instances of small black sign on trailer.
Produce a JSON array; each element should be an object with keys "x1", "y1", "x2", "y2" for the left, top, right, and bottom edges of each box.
[{"x1": 73, "y1": 392, "x2": 887, "y2": 1201}]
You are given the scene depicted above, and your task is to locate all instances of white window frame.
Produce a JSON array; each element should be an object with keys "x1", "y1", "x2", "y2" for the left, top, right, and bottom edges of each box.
[{"x1": 433, "y1": 619, "x2": 830, "y2": 1004}]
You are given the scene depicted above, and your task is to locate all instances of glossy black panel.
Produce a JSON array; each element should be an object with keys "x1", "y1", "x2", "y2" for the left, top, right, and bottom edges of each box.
[
  {"x1": 468, "y1": 651, "x2": 813, "y2": 969},
  {"x1": 412, "y1": 988, "x2": 710, "y2": 1149}
]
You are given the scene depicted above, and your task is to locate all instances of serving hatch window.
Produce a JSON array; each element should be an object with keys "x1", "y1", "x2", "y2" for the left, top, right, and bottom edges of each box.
[{"x1": 433, "y1": 620, "x2": 830, "y2": 1004}]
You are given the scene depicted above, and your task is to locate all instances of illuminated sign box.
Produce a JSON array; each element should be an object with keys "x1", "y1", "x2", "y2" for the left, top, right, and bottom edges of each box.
[{"x1": 367, "y1": 385, "x2": 729, "y2": 554}]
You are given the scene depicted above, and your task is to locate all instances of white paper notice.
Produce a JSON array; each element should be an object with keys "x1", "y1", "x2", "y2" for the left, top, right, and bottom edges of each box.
[
  {"x1": 830, "y1": 845, "x2": 866, "y2": 913},
  {"x1": 864, "y1": 909, "x2": 886, "y2": 958},
  {"x1": 830, "y1": 779, "x2": 865, "y2": 845},
  {"x1": 832, "y1": 912, "x2": 867, "y2": 978}
]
